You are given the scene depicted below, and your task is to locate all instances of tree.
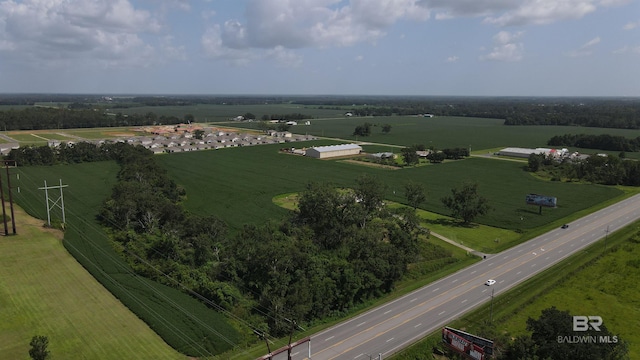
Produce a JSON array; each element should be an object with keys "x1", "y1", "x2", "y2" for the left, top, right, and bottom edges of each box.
[
  {"x1": 243, "y1": 112, "x2": 256, "y2": 120},
  {"x1": 501, "y1": 306, "x2": 629, "y2": 360},
  {"x1": 194, "y1": 129, "x2": 205, "y2": 140},
  {"x1": 404, "y1": 181, "x2": 426, "y2": 210},
  {"x1": 441, "y1": 182, "x2": 491, "y2": 224},
  {"x1": 355, "y1": 174, "x2": 387, "y2": 216},
  {"x1": 29, "y1": 335, "x2": 50, "y2": 360},
  {"x1": 426, "y1": 151, "x2": 446, "y2": 163},
  {"x1": 401, "y1": 147, "x2": 419, "y2": 166},
  {"x1": 353, "y1": 122, "x2": 372, "y2": 137},
  {"x1": 183, "y1": 113, "x2": 195, "y2": 123},
  {"x1": 276, "y1": 123, "x2": 291, "y2": 132},
  {"x1": 382, "y1": 123, "x2": 392, "y2": 134}
]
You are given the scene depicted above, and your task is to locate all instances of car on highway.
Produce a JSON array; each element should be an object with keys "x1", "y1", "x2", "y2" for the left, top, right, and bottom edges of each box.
[
  {"x1": 485, "y1": 279, "x2": 496, "y2": 286},
  {"x1": 561, "y1": 224, "x2": 569, "y2": 229}
]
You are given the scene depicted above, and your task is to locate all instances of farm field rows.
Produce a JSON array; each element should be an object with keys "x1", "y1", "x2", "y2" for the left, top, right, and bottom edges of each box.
[
  {"x1": 230, "y1": 115, "x2": 640, "y2": 159},
  {"x1": 0, "y1": 205, "x2": 187, "y2": 360},
  {"x1": 157, "y1": 142, "x2": 622, "y2": 236}
]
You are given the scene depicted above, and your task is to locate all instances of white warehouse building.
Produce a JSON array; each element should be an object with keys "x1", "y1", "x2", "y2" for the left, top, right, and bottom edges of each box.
[
  {"x1": 305, "y1": 144, "x2": 362, "y2": 159},
  {"x1": 497, "y1": 147, "x2": 568, "y2": 159}
]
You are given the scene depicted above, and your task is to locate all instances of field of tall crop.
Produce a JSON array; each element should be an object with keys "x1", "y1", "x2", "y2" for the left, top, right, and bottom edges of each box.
[
  {"x1": 156, "y1": 142, "x2": 623, "y2": 236},
  {"x1": 234, "y1": 115, "x2": 640, "y2": 155}
]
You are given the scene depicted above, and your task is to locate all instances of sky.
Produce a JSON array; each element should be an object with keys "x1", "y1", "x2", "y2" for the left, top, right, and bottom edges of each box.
[{"x1": 0, "y1": 0, "x2": 638, "y2": 96}]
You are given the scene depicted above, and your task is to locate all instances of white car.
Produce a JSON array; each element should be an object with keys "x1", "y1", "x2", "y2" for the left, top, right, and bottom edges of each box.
[{"x1": 485, "y1": 279, "x2": 496, "y2": 286}]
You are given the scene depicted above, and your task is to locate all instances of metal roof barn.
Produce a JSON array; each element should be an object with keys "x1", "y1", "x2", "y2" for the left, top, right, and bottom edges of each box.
[{"x1": 305, "y1": 144, "x2": 362, "y2": 159}]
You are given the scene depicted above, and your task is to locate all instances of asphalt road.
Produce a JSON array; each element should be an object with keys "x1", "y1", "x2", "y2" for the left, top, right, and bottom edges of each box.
[{"x1": 269, "y1": 193, "x2": 640, "y2": 360}]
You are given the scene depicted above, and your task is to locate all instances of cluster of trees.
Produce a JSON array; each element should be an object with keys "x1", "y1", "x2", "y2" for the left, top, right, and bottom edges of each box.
[
  {"x1": 259, "y1": 113, "x2": 312, "y2": 121},
  {"x1": 93, "y1": 146, "x2": 427, "y2": 336},
  {"x1": 0, "y1": 107, "x2": 181, "y2": 131},
  {"x1": 5, "y1": 141, "x2": 151, "y2": 166},
  {"x1": 352, "y1": 123, "x2": 391, "y2": 137},
  {"x1": 528, "y1": 153, "x2": 640, "y2": 186},
  {"x1": 497, "y1": 307, "x2": 628, "y2": 359},
  {"x1": 400, "y1": 145, "x2": 469, "y2": 166},
  {"x1": 548, "y1": 133, "x2": 640, "y2": 152}
]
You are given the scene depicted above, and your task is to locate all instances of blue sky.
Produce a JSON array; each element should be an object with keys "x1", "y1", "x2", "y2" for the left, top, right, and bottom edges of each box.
[{"x1": 0, "y1": 0, "x2": 638, "y2": 96}]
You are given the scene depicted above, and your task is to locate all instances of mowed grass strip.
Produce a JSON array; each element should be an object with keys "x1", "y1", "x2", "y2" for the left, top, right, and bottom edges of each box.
[{"x1": 0, "y1": 206, "x2": 187, "y2": 359}]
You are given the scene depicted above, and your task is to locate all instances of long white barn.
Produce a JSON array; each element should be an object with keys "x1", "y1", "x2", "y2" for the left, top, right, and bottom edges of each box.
[{"x1": 305, "y1": 144, "x2": 362, "y2": 159}]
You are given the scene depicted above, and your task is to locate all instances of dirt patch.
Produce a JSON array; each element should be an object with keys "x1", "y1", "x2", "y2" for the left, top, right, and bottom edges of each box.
[{"x1": 340, "y1": 159, "x2": 401, "y2": 170}]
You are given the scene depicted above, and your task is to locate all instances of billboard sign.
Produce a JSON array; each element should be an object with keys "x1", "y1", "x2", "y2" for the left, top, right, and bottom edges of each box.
[
  {"x1": 526, "y1": 193, "x2": 557, "y2": 208},
  {"x1": 442, "y1": 327, "x2": 494, "y2": 359}
]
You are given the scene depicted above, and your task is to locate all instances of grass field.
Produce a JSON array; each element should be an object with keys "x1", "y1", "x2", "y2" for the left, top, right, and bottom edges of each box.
[
  {"x1": 0, "y1": 205, "x2": 188, "y2": 359},
  {"x1": 157, "y1": 143, "x2": 623, "y2": 234},
  {"x1": 10, "y1": 162, "x2": 242, "y2": 357}
]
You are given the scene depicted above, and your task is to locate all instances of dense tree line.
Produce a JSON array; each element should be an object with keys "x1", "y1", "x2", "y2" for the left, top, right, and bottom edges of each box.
[
  {"x1": 86, "y1": 147, "x2": 425, "y2": 337},
  {"x1": 5, "y1": 141, "x2": 152, "y2": 166},
  {"x1": 0, "y1": 107, "x2": 180, "y2": 131},
  {"x1": 527, "y1": 153, "x2": 640, "y2": 186},
  {"x1": 548, "y1": 133, "x2": 640, "y2": 152},
  {"x1": 259, "y1": 113, "x2": 313, "y2": 121}
]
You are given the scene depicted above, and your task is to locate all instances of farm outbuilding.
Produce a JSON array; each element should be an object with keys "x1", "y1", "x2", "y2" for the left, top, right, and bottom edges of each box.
[
  {"x1": 305, "y1": 144, "x2": 362, "y2": 159},
  {"x1": 497, "y1": 147, "x2": 568, "y2": 159}
]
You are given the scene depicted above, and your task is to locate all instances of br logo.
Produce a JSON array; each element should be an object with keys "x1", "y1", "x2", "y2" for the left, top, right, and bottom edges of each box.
[{"x1": 573, "y1": 316, "x2": 602, "y2": 331}]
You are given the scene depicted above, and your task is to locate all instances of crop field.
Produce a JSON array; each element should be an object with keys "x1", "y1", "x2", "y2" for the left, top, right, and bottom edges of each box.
[
  {"x1": 233, "y1": 115, "x2": 640, "y2": 154},
  {"x1": 0, "y1": 206, "x2": 187, "y2": 360},
  {"x1": 157, "y1": 142, "x2": 622, "y2": 236},
  {"x1": 10, "y1": 162, "x2": 241, "y2": 357},
  {"x1": 113, "y1": 103, "x2": 347, "y2": 122}
]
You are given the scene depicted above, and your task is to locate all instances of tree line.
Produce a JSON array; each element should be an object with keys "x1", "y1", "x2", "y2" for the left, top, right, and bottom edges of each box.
[
  {"x1": 527, "y1": 152, "x2": 640, "y2": 186},
  {"x1": 0, "y1": 107, "x2": 181, "y2": 131},
  {"x1": 97, "y1": 147, "x2": 426, "y2": 336},
  {"x1": 548, "y1": 133, "x2": 640, "y2": 152}
]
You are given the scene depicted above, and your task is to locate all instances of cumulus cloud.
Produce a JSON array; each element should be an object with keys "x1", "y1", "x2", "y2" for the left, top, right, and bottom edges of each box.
[
  {"x1": 566, "y1": 36, "x2": 601, "y2": 57},
  {"x1": 202, "y1": 0, "x2": 431, "y2": 64},
  {"x1": 483, "y1": 0, "x2": 597, "y2": 26},
  {"x1": 480, "y1": 31, "x2": 524, "y2": 61},
  {"x1": 613, "y1": 45, "x2": 640, "y2": 54},
  {"x1": 446, "y1": 55, "x2": 459, "y2": 62},
  {"x1": 0, "y1": 0, "x2": 164, "y2": 68}
]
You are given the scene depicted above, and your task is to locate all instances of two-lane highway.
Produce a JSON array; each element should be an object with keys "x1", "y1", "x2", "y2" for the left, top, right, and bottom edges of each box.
[{"x1": 272, "y1": 193, "x2": 640, "y2": 360}]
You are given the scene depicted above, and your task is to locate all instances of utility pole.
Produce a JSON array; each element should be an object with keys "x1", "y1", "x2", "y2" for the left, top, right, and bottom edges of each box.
[{"x1": 38, "y1": 179, "x2": 68, "y2": 227}]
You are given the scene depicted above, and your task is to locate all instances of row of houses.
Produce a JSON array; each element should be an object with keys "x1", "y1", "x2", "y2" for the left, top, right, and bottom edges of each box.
[{"x1": 39, "y1": 128, "x2": 315, "y2": 155}]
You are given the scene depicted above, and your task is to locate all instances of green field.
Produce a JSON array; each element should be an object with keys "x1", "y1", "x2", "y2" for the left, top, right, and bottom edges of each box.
[
  {"x1": 157, "y1": 143, "x2": 622, "y2": 235},
  {"x1": 11, "y1": 162, "x2": 242, "y2": 357},
  {"x1": 229, "y1": 115, "x2": 640, "y2": 158},
  {"x1": 113, "y1": 103, "x2": 347, "y2": 122},
  {"x1": 0, "y1": 206, "x2": 187, "y2": 359}
]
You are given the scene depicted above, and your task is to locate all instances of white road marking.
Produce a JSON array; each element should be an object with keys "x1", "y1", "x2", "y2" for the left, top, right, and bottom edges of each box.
[
  {"x1": 499, "y1": 280, "x2": 504, "y2": 284},
  {"x1": 503, "y1": 255, "x2": 509, "y2": 259},
  {"x1": 415, "y1": 323, "x2": 422, "y2": 328},
  {"x1": 531, "y1": 263, "x2": 537, "y2": 267},
  {"x1": 545, "y1": 256, "x2": 550, "y2": 260},
  {"x1": 471, "y1": 271, "x2": 477, "y2": 274},
  {"x1": 410, "y1": 298, "x2": 418, "y2": 302},
  {"x1": 516, "y1": 271, "x2": 521, "y2": 275},
  {"x1": 518, "y1": 249, "x2": 524, "y2": 253},
  {"x1": 559, "y1": 250, "x2": 564, "y2": 254},
  {"x1": 488, "y1": 263, "x2": 494, "y2": 266},
  {"x1": 387, "y1": 337, "x2": 395, "y2": 343},
  {"x1": 439, "y1": 311, "x2": 446, "y2": 316},
  {"x1": 482, "y1": 289, "x2": 487, "y2": 293},
  {"x1": 452, "y1": 279, "x2": 458, "y2": 283},
  {"x1": 432, "y1": 288, "x2": 440, "y2": 292},
  {"x1": 325, "y1": 336, "x2": 335, "y2": 342},
  {"x1": 541, "y1": 248, "x2": 545, "y2": 251},
  {"x1": 532, "y1": 252, "x2": 537, "y2": 255},
  {"x1": 462, "y1": 299, "x2": 468, "y2": 304},
  {"x1": 384, "y1": 310, "x2": 392, "y2": 315},
  {"x1": 357, "y1": 322, "x2": 366, "y2": 327}
]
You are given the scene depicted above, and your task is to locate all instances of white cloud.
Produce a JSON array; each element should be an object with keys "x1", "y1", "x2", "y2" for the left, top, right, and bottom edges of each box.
[
  {"x1": 446, "y1": 55, "x2": 459, "y2": 62},
  {"x1": 0, "y1": 0, "x2": 163, "y2": 68},
  {"x1": 483, "y1": 0, "x2": 597, "y2": 26},
  {"x1": 566, "y1": 36, "x2": 601, "y2": 57},
  {"x1": 480, "y1": 31, "x2": 524, "y2": 61},
  {"x1": 266, "y1": 46, "x2": 303, "y2": 67},
  {"x1": 624, "y1": 21, "x2": 639, "y2": 30},
  {"x1": 202, "y1": 0, "x2": 431, "y2": 63},
  {"x1": 613, "y1": 45, "x2": 640, "y2": 54}
]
